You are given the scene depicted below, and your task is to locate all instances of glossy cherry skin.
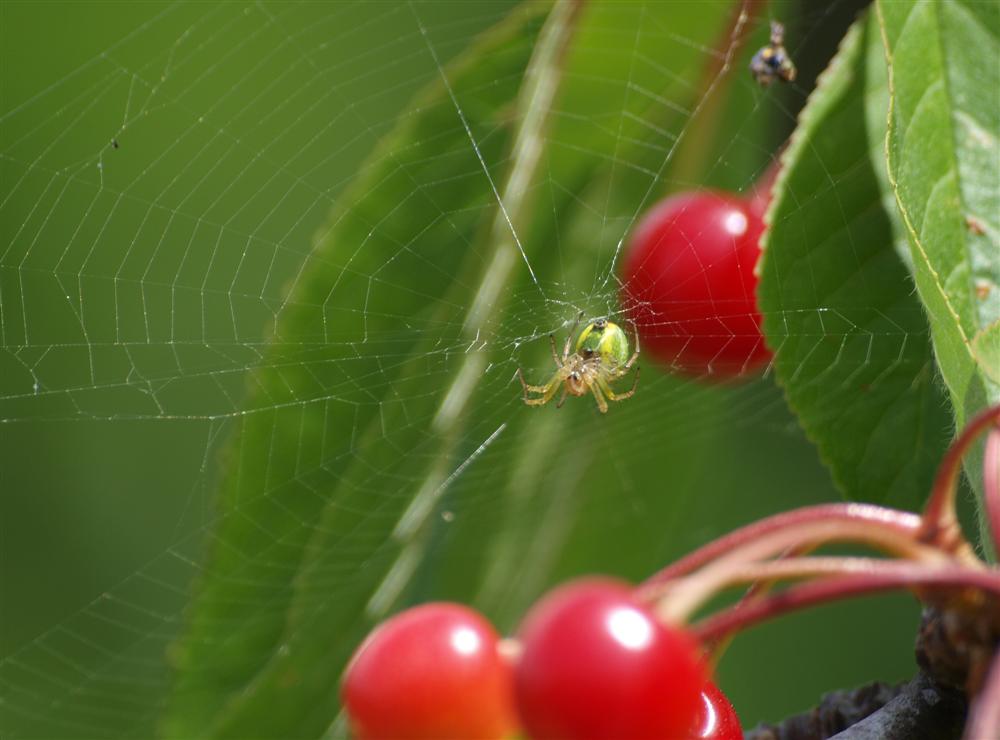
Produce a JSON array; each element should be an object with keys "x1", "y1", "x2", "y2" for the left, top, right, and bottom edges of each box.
[
  {"x1": 514, "y1": 577, "x2": 706, "y2": 739},
  {"x1": 341, "y1": 603, "x2": 517, "y2": 740},
  {"x1": 693, "y1": 681, "x2": 744, "y2": 739},
  {"x1": 621, "y1": 191, "x2": 770, "y2": 377}
]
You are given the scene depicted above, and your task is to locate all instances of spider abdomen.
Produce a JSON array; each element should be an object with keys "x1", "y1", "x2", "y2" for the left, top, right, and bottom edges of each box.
[{"x1": 575, "y1": 320, "x2": 630, "y2": 369}]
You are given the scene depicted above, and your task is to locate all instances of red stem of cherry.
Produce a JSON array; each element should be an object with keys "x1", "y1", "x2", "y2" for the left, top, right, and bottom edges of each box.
[
  {"x1": 637, "y1": 403, "x2": 1000, "y2": 739},
  {"x1": 692, "y1": 566, "x2": 1000, "y2": 643},
  {"x1": 640, "y1": 503, "x2": 922, "y2": 588}
]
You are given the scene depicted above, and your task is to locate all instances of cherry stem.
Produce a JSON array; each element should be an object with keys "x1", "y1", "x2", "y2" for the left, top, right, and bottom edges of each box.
[
  {"x1": 641, "y1": 503, "x2": 923, "y2": 589},
  {"x1": 920, "y1": 405, "x2": 1000, "y2": 551},
  {"x1": 642, "y1": 514, "x2": 957, "y2": 622},
  {"x1": 704, "y1": 544, "x2": 810, "y2": 660},
  {"x1": 985, "y1": 427, "x2": 1000, "y2": 556},
  {"x1": 692, "y1": 563, "x2": 1000, "y2": 643},
  {"x1": 964, "y1": 648, "x2": 1000, "y2": 740},
  {"x1": 655, "y1": 551, "x2": 987, "y2": 624}
]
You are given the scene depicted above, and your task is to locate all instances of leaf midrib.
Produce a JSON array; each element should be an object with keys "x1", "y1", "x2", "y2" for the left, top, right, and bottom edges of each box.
[
  {"x1": 876, "y1": 0, "x2": 976, "y2": 363},
  {"x1": 928, "y1": 0, "x2": 980, "y2": 328}
]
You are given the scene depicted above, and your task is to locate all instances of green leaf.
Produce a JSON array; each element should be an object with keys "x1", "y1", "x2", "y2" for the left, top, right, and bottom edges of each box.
[
  {"x1": 165, "y1": 3, "x2": 738, "y2": 737},
  {"x1": 163, "y1": 6, "x2": 551, "y2": 736},
  {"x1": 758, "y1": 12, "x2": 952, "y2": 507},
  {"x1": 974, "y1": 321, "x2": 1000, "y2": 385},
  {"x1": 876, "y1": 0, "x2": 1000, "y2": 427}
]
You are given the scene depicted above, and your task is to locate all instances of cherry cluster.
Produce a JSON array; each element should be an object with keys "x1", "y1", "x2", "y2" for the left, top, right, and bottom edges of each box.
[
  {"x1": 342, "y1": 579, "x2": 741, "y2": 739},
  {"x1": 342, "y1": 402, "x2": 1000, "y2": 739}
]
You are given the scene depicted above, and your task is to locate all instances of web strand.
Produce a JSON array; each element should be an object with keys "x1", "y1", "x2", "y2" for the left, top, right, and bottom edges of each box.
[{"x1": 0, "y1": 3, "x2": 933, "y2": 738}]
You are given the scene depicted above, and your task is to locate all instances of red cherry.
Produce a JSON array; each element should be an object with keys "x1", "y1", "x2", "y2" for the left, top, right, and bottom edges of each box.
[
  {"x1": 341, "y1": 603, "x2": 517, "y2": 740},
  {"x1": 621, "y1": 191, "x2": 770, "y2": 377},
  {"x1": 514, "y1": 577, "x2": 706, "y2": 739},
  {"x1": 692, "y1": 681, "x2": 743, "y2": 739}
]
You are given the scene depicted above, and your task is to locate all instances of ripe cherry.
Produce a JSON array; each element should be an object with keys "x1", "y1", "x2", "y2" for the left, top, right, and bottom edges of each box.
[
  {"x1": 341, "y1": 603, "x2": 517, "y2": 740},
  {"x1": 693, "y1": 681, "x2": 744, "y2": 739},
  {"x1": 621, "y1": 191, "x2": 770, "y2": 377},
  {"x1": 514, "y1": 577, "x2": 706, "y2": 739}
]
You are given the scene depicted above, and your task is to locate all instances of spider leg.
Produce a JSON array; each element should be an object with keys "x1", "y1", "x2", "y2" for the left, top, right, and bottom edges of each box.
[
  {"x1": 519, "y1": 367, "x2": 569, "y2": 407},
  {"x1": 523, "y1": 378, "x2": 563, "y2": 406},
  {"x1": 562, "y1": 311, "x2": 584, "y2": 361},
  {"x1": 600, "y1": 366, "x2": 640, "y2": 401},
  {"x1": 590, "y1": 382, "x2": 609, "y2": 414},
  {"x1": 549, "y1": 334, "x2": 561, "y2": 367},
  {"x1": 620, "y1": 350, "x2": 640, "y2": 372},
  {"x1": 620, "y1": 319, "x2": 641, "y2": 370},
  {"x1": 517, "y1": 367, "x2": 550, "y2": 397}
]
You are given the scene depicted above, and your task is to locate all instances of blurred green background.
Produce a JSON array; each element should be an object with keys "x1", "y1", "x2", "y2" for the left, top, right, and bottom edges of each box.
[{"x1": 1, "y1": 1, "x2": 925, "y2": 737}]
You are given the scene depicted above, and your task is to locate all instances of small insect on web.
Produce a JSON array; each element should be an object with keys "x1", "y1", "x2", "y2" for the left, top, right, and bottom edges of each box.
[
  {"x1": 750, "y1": 21, "x2": 797, "y2": 86},
  {"x1": 516, "y1": 313, "x2": 640, "y2": 414}
]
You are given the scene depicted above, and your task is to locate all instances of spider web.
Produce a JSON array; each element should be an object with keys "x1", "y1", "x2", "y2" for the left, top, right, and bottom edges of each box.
[{"x1": 0, "y1": 2, "x2": 933, "y2": 737}]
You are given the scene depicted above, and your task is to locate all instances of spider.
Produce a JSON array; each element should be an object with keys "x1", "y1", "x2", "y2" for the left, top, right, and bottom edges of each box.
[
  {"x1": 750, "y1": 21, "x2": 796, "y2": 86},
  {"x1": 516, "y1": 313, "x2": 640, "y2": 414}
]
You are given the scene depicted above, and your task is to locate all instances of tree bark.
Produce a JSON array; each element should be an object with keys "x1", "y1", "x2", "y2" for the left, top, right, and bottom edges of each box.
[{"x1": 746, "y1": 674, "x2": 965, "y2": 740}]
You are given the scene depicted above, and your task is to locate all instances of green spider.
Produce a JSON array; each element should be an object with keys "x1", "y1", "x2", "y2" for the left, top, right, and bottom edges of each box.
[{"x1": 517, "y1": 314, "x2": 640, "y2": 414}]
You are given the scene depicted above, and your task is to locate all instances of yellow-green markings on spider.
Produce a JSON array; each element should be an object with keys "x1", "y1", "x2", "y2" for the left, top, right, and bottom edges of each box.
[{"x1": 517, "y1": 314, "x2": 640, "y2": 414}]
